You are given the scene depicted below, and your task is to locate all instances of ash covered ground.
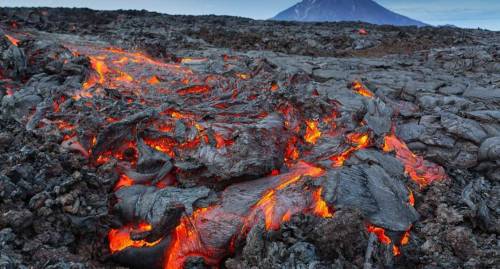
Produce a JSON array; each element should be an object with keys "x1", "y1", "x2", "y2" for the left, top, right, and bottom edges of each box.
[{"x1": 0, "y1": 7, "x2": 499, "y2": 269}]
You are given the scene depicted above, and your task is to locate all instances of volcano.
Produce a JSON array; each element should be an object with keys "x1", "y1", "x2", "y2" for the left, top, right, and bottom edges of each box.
[{"x1": 273, "y1": 0, "x2": 426, "y2": 26}]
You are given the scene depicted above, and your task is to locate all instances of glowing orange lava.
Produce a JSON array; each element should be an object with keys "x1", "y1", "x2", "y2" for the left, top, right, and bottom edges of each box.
[
  {"x1": 115, "y1": 70, "x2": 134, "y2": 83},
  {"x1": 366, "y1": 224, "x2": 391, "y2": 245},
  {"x1": 163, "y1": 207, "x2": 221, "y2": 269},
  {"x1": 162, "y1": 164, "x2": 328, "y2": 267},
  {"x1": 408, "y1": 189, "x2": 415, "y2": 206},
  {"x1": 304, "y1": 120, "x2": 321, "y2": 144},
  {"x1": 114, "y1": 174, "x2": 134, "y2": 191},
  {"x1": 330, "y1": 133, "x2": 370, "y2": 167},
  {"x1": 284, "y1": 136, "x2": 299, "y2": 165},
  {"x1": 254, "y1": 190, "x2": 278, "y2": 230},
  {"x1": 52, "y1": 96, "x2": 66, "y2": 113},
  {"x1": 113, "y1": 56, "x2": 129, "y2": 65},
  {"x1": 154, "y1": 122, "x2": 174, "y2": 132},
  {"x1": 5, "y1": 34, "x2": 19, "y2": 46},
  {"x1": 352, "y1": 81, "x2": 374, "y2": 98},
  {"x1": 105, "y1": 48, "x2": 191, "y2": 73},
  {"x1": 270, "y1": 82, "x2": 279, "y2": 91},
  {"x1": 248, "y1": 162, "x2": 325, "y2": 230},
  {"x1": 177, "y1": 85, "x2": 211, "y2": 95},
  {"x1": 213, "y1": 132, "x2": 234, "y2": 148},
  {"x1": 393, "y1": 227, "x2": 412, "y2": 256},
  {"x1": 63, "y1": 41, "x2": 426, "y2": 265},
  {"x1": 143, "y1": 137, "x2": 176, "y2": 158},
  {"x1": 54, "y1": 120, "x2": 76, "y2": 131},
  {"x1": 393, "y1": 245, "x2": 401, "y2": 256},
  {"x1": 83, "y1": 56, "x2": 108, "y2": 90},
  {"x1": 108, "y1": 222, "x2": 161, "y2": 254},
  {"x1": 162, "y1": 109, "x2": 196, "y2": 120},
  {"x1": 95, "y1": 141, "x2": 138, "y2": 165},
  {"x1": 67, "y1": 45, "x2": 194, "y2": 101},
  {"x1": 383, "y1": 134, "x2": 446, "y2": 187},
  {"x1": 148, "y1": 75, "x2": 160, "y2": 85},
  {"x1": 311, "y1": 187, "x2": 333, "y2": 218}
]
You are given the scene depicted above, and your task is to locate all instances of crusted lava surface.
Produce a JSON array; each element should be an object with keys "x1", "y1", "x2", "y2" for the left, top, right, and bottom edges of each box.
[{"x1": 1, "y1": 7, "x2": 499, "y2": 269}]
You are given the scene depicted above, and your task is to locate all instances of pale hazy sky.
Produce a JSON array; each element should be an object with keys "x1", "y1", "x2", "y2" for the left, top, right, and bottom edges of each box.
[{"x1": 2, "y1": 0, "x2": 500, "y2": 30}]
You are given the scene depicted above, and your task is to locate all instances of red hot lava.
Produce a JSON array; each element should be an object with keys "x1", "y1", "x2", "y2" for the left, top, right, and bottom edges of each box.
[
  {"x1": 162, "y1": 162, "x2": 327, "y2": 269},
  {"x1": 5, "y1": 34, "x2": 20, "y2": 46},
  {"x1": 330, "y1": 132, "x2": 370, "y2": 167},
  {"x1": 304, "y1": 120, "x2": 322, "y2": 144},
  {"x1": 26, "y1": 37, "x2": 447, "y2": 269},
  {"x1": 108, "y1": 222, "x2": 161, "y2": 253},
  {"x1": 383, "y1": 133, "x2": 446, "y2": 187},
  {"x1": 352, "y1": 80, "x2": 374, "y2": 98}
]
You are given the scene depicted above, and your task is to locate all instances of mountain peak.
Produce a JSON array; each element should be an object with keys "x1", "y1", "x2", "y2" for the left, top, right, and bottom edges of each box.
[{"x1": 272, "y1": 0, "x2": 426, "y2": 27}]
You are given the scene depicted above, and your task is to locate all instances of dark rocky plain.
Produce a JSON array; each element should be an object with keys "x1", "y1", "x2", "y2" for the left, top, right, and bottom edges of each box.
[{"x1": 0, "y1": 7, "x2": 499, "y2": 269}]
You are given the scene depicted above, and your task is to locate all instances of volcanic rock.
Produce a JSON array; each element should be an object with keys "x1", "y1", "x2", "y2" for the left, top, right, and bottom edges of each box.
[{"x1": 0, "y1": 7, "x2": 499, "y2": 269}]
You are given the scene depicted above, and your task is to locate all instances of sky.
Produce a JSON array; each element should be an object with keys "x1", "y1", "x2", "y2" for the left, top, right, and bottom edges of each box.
[{"x1": 2, "y1": 0, "x2": 499, "y2": 30}]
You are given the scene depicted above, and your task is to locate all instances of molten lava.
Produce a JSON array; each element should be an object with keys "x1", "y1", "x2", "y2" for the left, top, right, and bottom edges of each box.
[
  {"x1": 160, "y1": 162, "x2": 329, "y2": 269},
  {"x1": 54, "y1": 120, "x2": 76, "y2": 131},
  {"x1": 163, "y1": 109, "x2": 196, "y2": 120},
  {"x1": 270, "y1": 82, "x2": 279, "y2": 91},
  {"x1": 148, "y1": 75, "x2": 160, "y2": 85},
  {"x1": 213, "y1": 132, "x2": 234, "y2": 148},
  {"x1": 304, "y1": 120, "x2": 321, "y2": 144},
  {"x1": 177, "y1": 85, "x2": 211, "y2": 95},
  {"x1": 83, "y1": 56, "x2": 108, "y2": 90},
  {"x1": 408, "y1": 189, "x2": 415, "y2": 206},
  {"x1": 330, "y1": 133, "x2": 370, "y2": 167},
  {"x1": 400, "y1": 229, "x2": 411, "y2": 245},
  {"x1": 163, "y1": 208, "x2": 222, "y2": 269},
  {"x1": 95, "y1": 141, "x2": 138, "y2": 165},
  {"x1": 67, "y1": 45, "x2": 194, "y2": 101},
  {"x1": 246, "y1": 162, "x2": 325, "y2": 231},
  {"x1": 114, "y1": 174, "x2": 134, "y2": 191},
  {"x1": 39, "y1": 38, "x2": 444, "y2": 267},
  {"x1": 367, "y1": 224, "x2": 403, "y2": 255},
  {"x1": 311, "y1": 187, "x2": 333, "y2": 218},
  {"x1": 108, "y1": 222, "x2": 161, "y2": 254},
  {"x1": 383, "y1": 133, "x2": 446, "y2": 187},
  {"x1": 284, "y1": 136, "x2": 300, "y2": 165},
  {"x1": 143, "y1": 137, "x2": 176, "y2": 158},
  {"x1": 115, "y1": 70, "x2": 134, "y2": 84},
  {"x1": 366, "y1": 224, "x2": 391, "y2": 245},
  {"x1": 352, "y1": 81, "x2": 374, "y2": 98},
  {"x1": 5, "y1": 34, "x2": 19, "y2": 46}
]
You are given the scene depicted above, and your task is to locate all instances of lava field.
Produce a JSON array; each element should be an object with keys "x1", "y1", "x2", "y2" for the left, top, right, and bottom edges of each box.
[{"x1": 0, "y1": 7, "x2": 499, "y2": 269}]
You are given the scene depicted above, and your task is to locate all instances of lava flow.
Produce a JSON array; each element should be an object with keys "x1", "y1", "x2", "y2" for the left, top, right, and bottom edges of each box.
[
  {"x1": 383, "y1": 133, "x2": 446, "y2": 187},
  {"x1": 311, "y1": 187, "x2": 333, "y2": 218},
  {"x1": 108, "y1": 222, "x2": 161, "y2": 253},
  {"x1": 330, "y1": 132, "x2": 371, "y2": 167},
  {"x1": 352, "y1": 80, "x2": 374, "y2": 97},
  {"x1": 160, "y1": 162, "x2": 327, "y2": 269},
  {"x1": 5, "y1": 34, "x2": 20, "y2": 46},
  {"x1": 163, "y1": 208, "x2": 224, "y2": 269},
  {"x1": 245, "y1": 162, "x2": 326, "y2": 231},
  {"x1": 21, "y1": 35, "x2": 446, "y2": 269},
  {"x1": 304, "y1": 120, "x2": 322, "y2": 144}
]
